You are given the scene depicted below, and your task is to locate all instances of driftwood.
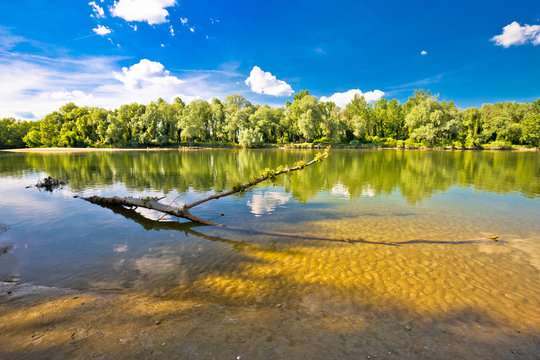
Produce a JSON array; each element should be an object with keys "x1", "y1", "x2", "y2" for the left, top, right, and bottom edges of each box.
[
  {"x1": 29, "y1": 176, "x2": 67, "y2": 192},
  {"x1": 82, "y1": 147, "x2": 334, "y2": 233}
]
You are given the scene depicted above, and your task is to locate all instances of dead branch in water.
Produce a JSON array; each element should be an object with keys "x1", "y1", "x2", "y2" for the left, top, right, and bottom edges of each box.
[{"x1": 82, "y1": 147, "x2": 332, "y2": 232}]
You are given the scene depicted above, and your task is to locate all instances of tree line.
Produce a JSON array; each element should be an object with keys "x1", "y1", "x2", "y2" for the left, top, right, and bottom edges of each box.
[{"x1": 1, "y1": 89, "x2": 539, "y2": 149}]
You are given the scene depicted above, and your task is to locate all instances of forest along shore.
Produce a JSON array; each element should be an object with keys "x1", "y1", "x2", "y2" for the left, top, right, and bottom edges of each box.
[{"x1": 1, "y1": 91, "x2": 539, "y2": 150}]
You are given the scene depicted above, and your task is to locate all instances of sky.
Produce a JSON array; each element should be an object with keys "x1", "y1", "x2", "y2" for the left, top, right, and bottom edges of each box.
[{"x1": 0, "y1": 0, "x2": 539, "y2": 120}]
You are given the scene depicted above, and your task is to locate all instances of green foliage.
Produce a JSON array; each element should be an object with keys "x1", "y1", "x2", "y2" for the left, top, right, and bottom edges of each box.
[
  {"x1": 452, "y1": 141, "x2": 463, "y2": 149},
  {"x1": 294, "y1": 160, "x2": 307, "y2": 169},
  {"x1": 4, "y1": 91, "x2": 538, "y2": 150},
  {"x1": 382, "y1": 138, "x2": 397, "y2": 148},
  {"x1": 486, "y1": 140, "x2": 513, "y2": 150},
  {"x1": 0, "y1": 118, "x2": 33, "y2": 148},
  {"x1": 405, "y1": 93, "x2": 460, "y2": 144},
  {"x1": 238, "y1": 128, "x2": 263, "y2": 148}
]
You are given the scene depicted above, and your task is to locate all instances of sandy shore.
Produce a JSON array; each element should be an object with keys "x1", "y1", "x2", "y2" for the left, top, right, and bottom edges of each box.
[{"x1": 1, "y1": 281, "x2": 539, "y2": 360}]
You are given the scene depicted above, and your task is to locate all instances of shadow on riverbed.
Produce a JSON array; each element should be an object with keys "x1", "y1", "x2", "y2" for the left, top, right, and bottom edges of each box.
[{"x1": 97, "y1": 203, "x2": 495, "y2": 247}]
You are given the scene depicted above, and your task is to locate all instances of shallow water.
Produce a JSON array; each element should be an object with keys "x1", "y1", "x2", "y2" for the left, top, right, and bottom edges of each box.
[{"x1": 0, "y1": 149, "x2": 539, "y2": 358}]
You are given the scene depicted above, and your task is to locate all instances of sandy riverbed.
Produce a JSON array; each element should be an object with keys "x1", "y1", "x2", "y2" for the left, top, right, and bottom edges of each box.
[{"x1": 2, "y1": 244, "x2": 539, "y2": 360}]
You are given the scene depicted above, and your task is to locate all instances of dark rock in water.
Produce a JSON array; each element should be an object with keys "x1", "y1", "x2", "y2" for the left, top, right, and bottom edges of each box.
[
  {"x1": 0, "y1": 243, "x2": 13, "y2": 256},
  {"x1": 33, "y1": 176, "x2": 67, "y2": 192}
]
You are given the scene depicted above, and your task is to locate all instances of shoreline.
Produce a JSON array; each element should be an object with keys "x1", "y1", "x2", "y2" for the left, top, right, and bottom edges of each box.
[
  {"x1": 1, "y1": 145, "x2": 538, "y2": 153},
  {"x1": 2, "y1": 280, "x2": 538, "y2": 359}
]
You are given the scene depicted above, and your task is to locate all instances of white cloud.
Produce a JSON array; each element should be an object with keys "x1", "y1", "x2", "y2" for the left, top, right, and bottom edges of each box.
[
  {"x1": 92, "y1": 25, "x2": 112, "y2": 36},
  {"x1": 180, "y1": 17, "x2": 188, "y2": 25},
  {"x1": 0, "y1": 54, "x2": 218, "y2": 119},
  {"x1": 0, "y1": 29, "x2": 266, "y2": 120},
  {"x1": 245, "y1": 66, "x2": 294, "y2": 97},
  {"x1": 114, "y1": 59, "x2": 184, "y2": 90},
  {"x1": 491, "y1": 21, "x2": 540, "y2": 47},
  {"x1": 111, "y1": 0, "x2": 177, "y2": 25},
  {"x1": 50, "y1": 90, "x2": 93, "y2": 101},
  {"x1": 0, "y1": 27, "x2": 30, "y2": 50},
  {"x1": 89, "y1": 1, "x2": 105, "y2": 18},
  {"x1": 189, "y1": 27, "x2": 195, "y2": 33},
  {"x1": 320, "y1": 89, "x2": 384, "y2": 108},
  {"x1": 421, "y1": 50, "x2": 428, "y2": 55},
  {"x1": 247, "y1": 190, "x2": 291, "y2": 216},
  {"x1": 169, "y1": 25, "x2": 175, "y2": 36}
]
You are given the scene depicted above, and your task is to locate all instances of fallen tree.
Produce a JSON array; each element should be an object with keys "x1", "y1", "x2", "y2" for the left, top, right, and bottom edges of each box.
[
  {"x1": 80, "y1": 146, "x2": 499, "y2": 245},
  {"x1": 82, "y1": 147, "x2": 337, "y2": 233}
]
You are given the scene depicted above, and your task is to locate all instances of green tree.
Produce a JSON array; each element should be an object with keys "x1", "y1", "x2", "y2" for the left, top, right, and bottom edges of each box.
[{"x1": 180, "y1": 100, "x2": 212, "y2": 141}]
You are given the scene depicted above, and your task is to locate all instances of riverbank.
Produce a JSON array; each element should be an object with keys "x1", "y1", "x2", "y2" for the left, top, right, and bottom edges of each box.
[
  {"x1": 2, "y1": 279, "x2": 539, "y2": 360},
  {"x1": 1, "y1": 144, "x2": 538, "y2": 153}
]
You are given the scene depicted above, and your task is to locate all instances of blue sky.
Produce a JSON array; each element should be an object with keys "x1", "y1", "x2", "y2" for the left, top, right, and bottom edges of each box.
[{"x1": 0, "y1": 0, "x2": 539, "y2": 119}]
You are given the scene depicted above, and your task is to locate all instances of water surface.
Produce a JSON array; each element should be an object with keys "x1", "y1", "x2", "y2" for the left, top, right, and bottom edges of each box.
[{"x1": 1, "y1": 149, "x2": 539, "y2": 358}]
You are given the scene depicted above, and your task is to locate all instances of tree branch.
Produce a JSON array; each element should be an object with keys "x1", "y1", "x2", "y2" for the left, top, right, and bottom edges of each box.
[
  {"x1": 82, "y1": 147, "x2": 331, "y2": 228},
  {"x1": 184, "y1": 146, "x2": 330, "y2": 209}
]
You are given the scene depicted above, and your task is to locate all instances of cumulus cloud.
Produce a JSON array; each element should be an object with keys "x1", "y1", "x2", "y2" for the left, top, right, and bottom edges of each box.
[
  {"x1": 245, "y1": 66, "x2": 294, "y2": 97},
  {"x1": 114, "y1": 59, "x2": 184, "y2": 90},
  {"x1": 169, "y1": 25, "x2": 175, "y2": 36},
  {"x1": 0, "y1": 52, "x2": 244, "y2": 119},
  {"x1": 0, "y1": 29, "x2": 258, "y2": 120},
  {"x1": 89, "y1": 1, "x2": 105, "y2": 18},
  {"x1": 111, "y1": 0, "x2": 177, "y2": 25},
  {"x1": 491, "y1": 21, "x2": 540, "y2": 47},
  {"x1": 92, "y1": 25, "x2": 112, "y2": 36},
  {"x1": 180, "y1": 17, "x2": 188, "y2": 25},
  {"x1": 421, "y1": 50, "x2": 428, "y2": 55},
  {"x1": 50, "y1": 90, "x2": 93, "y2": 101},
  {"x1": 320, "y1": 89, "x2": 384, "y2": 108}
]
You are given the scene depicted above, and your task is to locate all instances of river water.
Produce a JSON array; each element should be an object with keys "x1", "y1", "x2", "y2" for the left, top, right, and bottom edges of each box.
[{"x1": 0, "y1": 149, "x2": 539, "y2": 358}]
